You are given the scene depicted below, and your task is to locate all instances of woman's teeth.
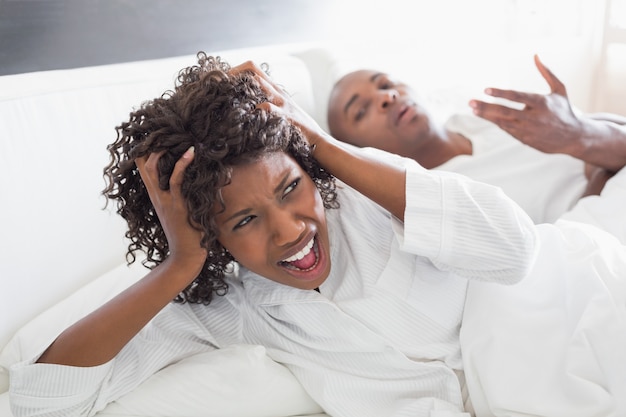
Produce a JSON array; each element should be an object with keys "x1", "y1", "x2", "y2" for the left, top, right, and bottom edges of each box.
[{"x1": 282, "y1": 237, "x2": 314, "y2": 263}]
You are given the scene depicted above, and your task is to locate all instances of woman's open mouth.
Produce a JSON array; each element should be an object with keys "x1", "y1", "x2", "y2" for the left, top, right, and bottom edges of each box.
[{"x1": 279, "y1": 236, "x2": 320, "y2": 272}]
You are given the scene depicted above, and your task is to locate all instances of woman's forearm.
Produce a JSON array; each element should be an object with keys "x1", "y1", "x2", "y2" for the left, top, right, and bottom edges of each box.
[
  {"x1": 36, "y1": 258, "x2": 200, "y2": 367},
  {"x1": 312, "y1": 133, "x2": 407, "y2": 221}
]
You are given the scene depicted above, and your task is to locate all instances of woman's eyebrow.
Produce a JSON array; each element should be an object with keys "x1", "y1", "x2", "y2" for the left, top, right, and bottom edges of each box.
[
  {"x1": 223, "y1": 170, "x2": 292, "y2": 223},
  {"x1": 224, "y1": 208, "x2": 252, "y2": 223},
  {"x1": 273, "y1": 171, "x2": 292, "y2": 194}
]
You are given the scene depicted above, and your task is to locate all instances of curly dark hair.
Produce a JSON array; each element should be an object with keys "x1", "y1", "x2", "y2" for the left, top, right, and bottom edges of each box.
[{"x1": 103, "y1": 52, "x2": 338, "y2": 305}]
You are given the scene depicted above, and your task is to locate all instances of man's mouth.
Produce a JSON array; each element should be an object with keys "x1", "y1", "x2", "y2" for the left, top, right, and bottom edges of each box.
[
  {"x1": 397, "y1": 106, "x2": 409, "y2": 123},
  {"x1": 396, "y1": 102, "x2": 419, "y2": 125},
  {"x1": 279, "y1": 236, "x2": 319, "y2": 271}
]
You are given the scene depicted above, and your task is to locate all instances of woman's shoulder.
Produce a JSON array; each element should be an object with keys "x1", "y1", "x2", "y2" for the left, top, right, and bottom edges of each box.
[{"x1": 330, "y1": 180, "x2": 391, "y2": 229}]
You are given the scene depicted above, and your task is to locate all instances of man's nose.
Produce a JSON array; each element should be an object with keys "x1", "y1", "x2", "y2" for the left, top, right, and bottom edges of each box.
[{"x1": 378, "y1": 89, "x2": 397, "y2": 110}]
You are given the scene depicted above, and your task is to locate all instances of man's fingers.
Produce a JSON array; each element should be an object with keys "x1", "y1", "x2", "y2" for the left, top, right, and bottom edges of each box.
[
  {"x1": 534, "y1": 54, "x2": 567, "y2": 96},
  {"x1": 470, "y1": 99, "x2": 524, "y2": 121},
  {"x1": 483, "y1": 88, "x2": 539, "y2": 107}
]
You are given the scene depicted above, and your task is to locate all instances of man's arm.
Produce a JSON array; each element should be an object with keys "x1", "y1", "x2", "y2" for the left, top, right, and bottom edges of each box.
[{"x1": 587, "y1": 112, "x2": 626, "y2": 125}]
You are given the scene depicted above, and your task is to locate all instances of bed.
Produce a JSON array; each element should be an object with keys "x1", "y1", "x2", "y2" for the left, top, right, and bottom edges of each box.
[{"x1": 1, "y1": 40, "x2": 625, "y2": 417}]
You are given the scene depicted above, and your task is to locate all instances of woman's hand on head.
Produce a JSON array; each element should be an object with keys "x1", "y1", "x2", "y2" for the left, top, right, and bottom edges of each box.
[
  {"x1": 230, "y1": 60, "x2": 330, "y2": 148},
  {"x1": 135, "y1": 147, "x2": 207, "y2": 273}
]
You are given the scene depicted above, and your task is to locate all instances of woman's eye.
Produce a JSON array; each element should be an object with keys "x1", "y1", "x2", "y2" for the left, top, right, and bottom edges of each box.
[
  {"x1": 283, "y1": 178, "x2": 300, "y2": 197},
  {"x1": 234, "y1": 215, "x2": 255, "y2": 230}
]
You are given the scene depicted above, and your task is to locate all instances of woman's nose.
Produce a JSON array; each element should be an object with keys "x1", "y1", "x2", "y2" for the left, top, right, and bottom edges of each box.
[
  {"x1": 270, "y1": 209, "x2": 305, "y2": 247},
  {"x1": 378, "y1": 89, "x2": 397, "y2": 110}
]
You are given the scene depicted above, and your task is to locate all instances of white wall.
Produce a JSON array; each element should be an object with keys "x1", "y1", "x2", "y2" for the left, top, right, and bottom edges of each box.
[{"x1": 319, "y1": 0, "x2": 623, "y2": 114}]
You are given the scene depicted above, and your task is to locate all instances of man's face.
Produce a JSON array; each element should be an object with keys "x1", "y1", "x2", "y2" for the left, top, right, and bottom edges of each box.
[{"x1": 327, "y1": 70, "x2": 433, "y2": 157}]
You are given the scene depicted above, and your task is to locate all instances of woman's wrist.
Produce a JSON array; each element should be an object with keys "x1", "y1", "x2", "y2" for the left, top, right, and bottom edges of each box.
[{"x1": 160, "y1": 252, "x2": 207, "y2": 288}]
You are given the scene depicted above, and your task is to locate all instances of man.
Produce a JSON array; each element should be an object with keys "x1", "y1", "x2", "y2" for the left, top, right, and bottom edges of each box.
[{"x1": 327, "y1": 54, "x2": 626, "y2": 224}]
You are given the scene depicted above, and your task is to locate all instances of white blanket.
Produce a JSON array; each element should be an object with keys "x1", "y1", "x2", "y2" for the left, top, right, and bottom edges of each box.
[{"x1": 461, "y1": 219, "x2": 626, "y2": 416}]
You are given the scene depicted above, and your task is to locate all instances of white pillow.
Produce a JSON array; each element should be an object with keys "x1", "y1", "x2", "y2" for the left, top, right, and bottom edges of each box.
[
  {"x1": 0, "y1": 260, "x2": 325, "y2": 417},
  {"x1": 99, "y1": 345, "x2": 323, "y2": 417},
  {"x1": 0, "y1": 261, "x2": 147, "y2": 371}
]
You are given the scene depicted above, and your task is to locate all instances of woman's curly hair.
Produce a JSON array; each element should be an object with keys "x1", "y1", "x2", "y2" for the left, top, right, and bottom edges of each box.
[{"x1": 103, "y1": 52, "x2": 338, "y2": 305}]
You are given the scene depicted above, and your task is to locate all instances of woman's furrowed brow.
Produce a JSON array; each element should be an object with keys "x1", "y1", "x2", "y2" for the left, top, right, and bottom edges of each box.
[
  {"x1": 273, "y1": 171, "x2": 292, "y2": 194},
  {"x1": 222, "y1": 169, "x2": 293, "y2": 223},
  {"x1": 224, "y1": 208, "x2": 253, "y2": 223}
]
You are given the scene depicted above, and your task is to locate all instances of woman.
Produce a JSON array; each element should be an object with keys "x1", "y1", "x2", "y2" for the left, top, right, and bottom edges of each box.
[{"x1": 9, "y1": 53, "x2": 549, "y2": 417}]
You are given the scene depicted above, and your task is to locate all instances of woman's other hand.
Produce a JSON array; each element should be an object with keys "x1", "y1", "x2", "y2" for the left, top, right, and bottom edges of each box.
[
  {"x1": 230, "y1": 60, "x2": 330, "y2": 149},
  {"x1": 135, "y1": 147, "x2": 207, "y2": 274}
]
